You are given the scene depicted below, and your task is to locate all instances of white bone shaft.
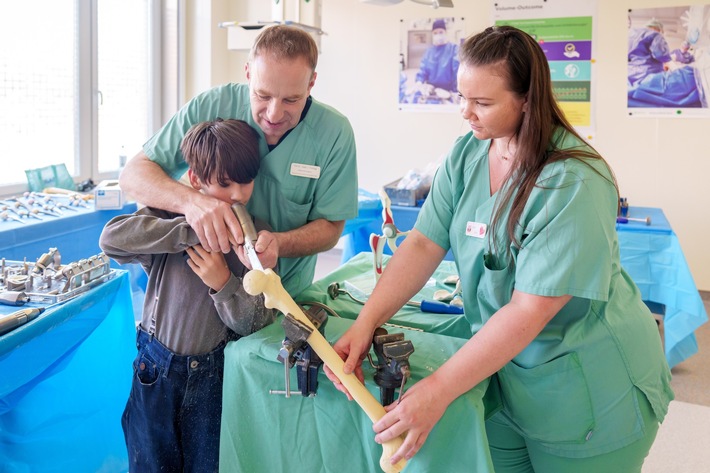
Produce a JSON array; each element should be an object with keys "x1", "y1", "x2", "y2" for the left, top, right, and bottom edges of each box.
[{"x1": 243, "y1": 269, "x2": 407, "y2": 473}]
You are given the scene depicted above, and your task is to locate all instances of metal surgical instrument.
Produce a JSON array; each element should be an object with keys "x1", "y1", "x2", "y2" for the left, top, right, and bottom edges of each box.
[
  {"x1": 327, "y1": 281, "x2": 464, "y2": 315},
  {"x1": 231, "y1": 203, "x2": 264, "y2": 271}
]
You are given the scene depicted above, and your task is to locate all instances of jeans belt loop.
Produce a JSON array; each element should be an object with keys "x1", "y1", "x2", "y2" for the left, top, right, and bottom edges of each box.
[{"x1": 162, "y1": 351, "x2": 173, "y2": 379}]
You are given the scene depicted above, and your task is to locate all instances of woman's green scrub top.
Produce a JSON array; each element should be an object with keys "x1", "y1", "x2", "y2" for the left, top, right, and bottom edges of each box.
[
  {"x1": 143, "y1": 83, "x2": 359, "y2": 297},
  {"x1": 416, "y1": 130, "x2": 673, "y2": 457}
]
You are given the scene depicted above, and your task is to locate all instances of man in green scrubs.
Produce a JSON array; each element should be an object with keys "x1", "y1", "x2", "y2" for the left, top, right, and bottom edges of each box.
[{"x1": 120, "y1": 25, "x2": 358, "y2": 296}]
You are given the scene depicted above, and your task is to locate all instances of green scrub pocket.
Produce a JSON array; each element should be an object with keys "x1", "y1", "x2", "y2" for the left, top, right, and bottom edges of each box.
[
  {"x1": 498, "y1": 352, "x2": 595, "y2": 444},
  {"x1": 483, "y1": 373, "x2": 504, "y2": 420}
]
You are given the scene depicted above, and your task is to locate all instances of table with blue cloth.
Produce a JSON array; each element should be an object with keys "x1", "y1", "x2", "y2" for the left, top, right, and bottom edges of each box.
[
  {"x1": 340, "y1": 197, "x2": 707, "y2": 368},
  {"x1": 219, "y1": 315, "x2": 493, "y2": 473},
  {"x1": 340, "y1": 190, "x2": 453, "y2": 263},
  {"x1": 616, "y1": 206, "x2": 708, "y2": 368},
  {"x1": 0, "y1": 201, "x2": 146, "y2": 319},
  {"x1": 0, "y1": 270, "x2": 135, "y2": 472}
]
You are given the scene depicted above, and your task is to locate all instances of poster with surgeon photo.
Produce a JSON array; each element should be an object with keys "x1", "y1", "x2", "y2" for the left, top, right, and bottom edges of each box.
[
  {"x1": 399, "y1": 17, "x2": 465, "y2": 112},
  {"x1": 628, "y1": 5, "x2": 710, "y2": 117}
]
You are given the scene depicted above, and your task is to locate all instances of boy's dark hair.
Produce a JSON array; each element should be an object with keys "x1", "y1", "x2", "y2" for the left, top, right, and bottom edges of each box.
[{"x1": 181, "y1": 118, "x2": 260, "y2": 186}]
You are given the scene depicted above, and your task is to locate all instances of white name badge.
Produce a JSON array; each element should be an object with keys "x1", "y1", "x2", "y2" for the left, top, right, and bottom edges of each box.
[
  {"x1": 466, "y1": 221, "x2": 487, "y2": 238},
  {"x1": 290, "y1": 163, "x2": 321, "y2": 179}
]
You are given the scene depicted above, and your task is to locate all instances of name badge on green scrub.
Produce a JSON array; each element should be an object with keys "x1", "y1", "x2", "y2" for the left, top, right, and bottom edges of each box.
[
  {"x1": 466, "y1": 221, "x2": 487, "y2": 238},
  {"x1": 290, "y1": 163, "x2": 321, "y2": 179}
]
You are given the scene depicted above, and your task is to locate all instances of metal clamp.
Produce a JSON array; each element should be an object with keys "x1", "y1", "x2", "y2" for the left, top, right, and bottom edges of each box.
[
  {"x1": 368, "y1": 327, "x2": 414, "y2": 405},
  {"x1": 269, "y1": 305, "x2": 328, "y2": 398}
]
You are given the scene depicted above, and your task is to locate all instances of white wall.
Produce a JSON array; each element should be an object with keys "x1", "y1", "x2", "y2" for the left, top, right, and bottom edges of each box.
[
  {"x1": 182, "y1": 0, "x2": 242, "y2": 100},
  {"x1": 196, "y1": 0, "x2": 710, "y2": 291}
]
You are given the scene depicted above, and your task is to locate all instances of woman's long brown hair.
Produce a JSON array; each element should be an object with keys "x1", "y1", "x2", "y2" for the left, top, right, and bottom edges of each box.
[{"x1": 459, "y1": 26, "x2": 618, "y2": 254}]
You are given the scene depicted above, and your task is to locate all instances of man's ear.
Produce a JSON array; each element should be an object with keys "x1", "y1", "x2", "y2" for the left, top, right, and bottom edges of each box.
[
  {"x1": 187, "y1": 169, "x2": 202, "y2": 190},
  {"x1": 307, "y1": 71, "x2": 317, "y2": 93},
  {"x1": 245, "y1": 62, "x2": 250, "y2": 81}
]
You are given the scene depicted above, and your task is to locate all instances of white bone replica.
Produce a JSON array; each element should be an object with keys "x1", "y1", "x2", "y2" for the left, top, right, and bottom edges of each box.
[{"x1": 243, "y1": 268, "x2": 407, "y2": 473}]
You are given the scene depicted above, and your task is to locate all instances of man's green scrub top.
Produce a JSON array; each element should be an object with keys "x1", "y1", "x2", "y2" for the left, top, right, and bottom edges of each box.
[
  {"x1": 416, "y1": 130, "x2": 673, "y2": 457},
  {"x1": 143, "y1": 83, "x2": 358, "y2": 296}
]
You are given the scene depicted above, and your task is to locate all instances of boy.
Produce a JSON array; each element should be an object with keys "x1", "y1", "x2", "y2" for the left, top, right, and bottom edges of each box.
[{"x1": 100, "y1": 118, "x2": 276, "y2": 473}]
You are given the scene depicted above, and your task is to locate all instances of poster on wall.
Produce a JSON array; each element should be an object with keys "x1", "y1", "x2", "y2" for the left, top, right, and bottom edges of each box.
[
  {"x1": 628, "y1": 5, "x2": 710, "y2": 117},
  {"x1": 492, "y1": 0, "x2": 596, "y2": 140},
  {"x1": 398, "y1": 17, "x2": 465, "y2": 113}
]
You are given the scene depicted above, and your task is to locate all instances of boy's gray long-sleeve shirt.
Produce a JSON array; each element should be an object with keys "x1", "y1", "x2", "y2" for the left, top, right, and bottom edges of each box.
[{"x1": 99, "y1": 206, "x2": 276, "y2": 355}]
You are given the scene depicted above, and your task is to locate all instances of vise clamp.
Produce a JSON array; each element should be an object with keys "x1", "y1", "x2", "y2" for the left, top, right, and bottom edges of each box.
[
  {"x1": 369, "y1": 327, "x2": 415, "y2": 405},
  {"x1": 270, "y1": 305, "x2": 328, "y2": 398}
]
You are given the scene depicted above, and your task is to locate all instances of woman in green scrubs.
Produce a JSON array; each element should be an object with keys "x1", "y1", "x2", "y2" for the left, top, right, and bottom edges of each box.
[{"x1": 329, "y1": 26, "x2": 673, "y2": 472}]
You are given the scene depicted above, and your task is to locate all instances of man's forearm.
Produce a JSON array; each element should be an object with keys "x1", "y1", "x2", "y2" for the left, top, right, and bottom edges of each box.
[
  {"x1": 275, "y1": 219, "x2": 345, "y2": 258},
  {"x1": 120, "y1": 152, "x2": 199, "y2": 214}
]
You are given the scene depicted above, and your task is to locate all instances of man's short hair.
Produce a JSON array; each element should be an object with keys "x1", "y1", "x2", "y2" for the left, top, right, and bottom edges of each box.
[
  {"x1": 249, "y1": 24, "x2": 318, "y2": 72},
  {"x1": 181, "y1": 119, "x2": 260, "y2": 186}
]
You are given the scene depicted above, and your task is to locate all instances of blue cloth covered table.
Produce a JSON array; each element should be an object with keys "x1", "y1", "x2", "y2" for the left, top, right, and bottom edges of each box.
[
  {"x1": 0, "y1": 271, "x2": 135, "y2": 472},
  {"x1": 342, "y1": 201, "x2": 707, "y2": 368},
  {"x1": 0, "y1": 201, "x2": 136, "y2": 259},
  {"x1": 340, "y1": 189, "x2": 384, "y2": 263},
  {"x1": 341, "y1": 191, "x2": 453, "y2": 263},
  {"x1": 617, "y1": 207, "x2": 707, "y2": 368},
  {"x1": 0, "y1": 201, "x2": 146, "y2": 320}
]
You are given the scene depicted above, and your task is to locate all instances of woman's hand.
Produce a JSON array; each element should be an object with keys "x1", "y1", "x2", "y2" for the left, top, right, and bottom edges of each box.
[
  {"x1": 324, "y1": 320, "x2": 376, "y2": 400},
  {"x1": 186, "y1": 244, "x2": 230, "y2": 291},
  {"x1": 373, "y1": 376, "x2": 448, "y2": 464}
]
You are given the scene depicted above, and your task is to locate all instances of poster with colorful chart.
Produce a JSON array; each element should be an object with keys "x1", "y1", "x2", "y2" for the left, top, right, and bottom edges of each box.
[
  {"x1": 492, "y1": 0, "x2": 596, "y2": 138},
  {"x1": 494, "y1": 16, "x2": 593, "y2": 128}
]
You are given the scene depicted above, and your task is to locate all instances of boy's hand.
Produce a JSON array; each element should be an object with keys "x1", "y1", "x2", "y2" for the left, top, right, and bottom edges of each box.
[
  {"x1": 236, "y1": 230, "x2": 279, "y2": 270},
  {"x1": 186, "y1": 244, "x2": 230, "y2": 292}
]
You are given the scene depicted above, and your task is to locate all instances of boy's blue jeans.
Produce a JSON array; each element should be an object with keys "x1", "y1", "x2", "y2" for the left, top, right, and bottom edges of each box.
[{"x1": 122, "y1": 329, "x2": 226, "y2": 473}]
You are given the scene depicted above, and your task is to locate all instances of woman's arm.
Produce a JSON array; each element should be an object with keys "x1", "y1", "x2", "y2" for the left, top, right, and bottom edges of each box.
[
  {"x1": 374, "y1": 289, "x2": 572, "y2": 464},
  {"x1": 328, "y1": 230, "x2": 446, "y2": 390}
]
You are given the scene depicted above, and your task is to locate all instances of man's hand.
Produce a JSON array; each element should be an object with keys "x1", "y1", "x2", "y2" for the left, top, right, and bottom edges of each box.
[
  {"x1": 119, "y1": 152, "x2": 244, "y2": 254},
  {"x1": 235, "y1": 230, "x2": 279, "y2": 270},
  {"x1": 183, "y1": 193, "x2": 243, "y2": 253},
  {"x1": 185, "y1": 245, "x2": 230, "y2": 291}
]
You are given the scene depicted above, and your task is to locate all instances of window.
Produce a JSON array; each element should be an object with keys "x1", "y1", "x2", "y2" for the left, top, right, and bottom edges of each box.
[{"x1": 0, "y1": 0, "x2": 177, "y2": 196}]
